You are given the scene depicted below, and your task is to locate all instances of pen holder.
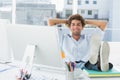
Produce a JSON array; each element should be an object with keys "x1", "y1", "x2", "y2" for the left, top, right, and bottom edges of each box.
[
  {"x1": 68, "y1": 71, "x2": 74, "y2": 80},
  {"x1": 74, "y1": 68, "x2": 90, "y2": 80}
]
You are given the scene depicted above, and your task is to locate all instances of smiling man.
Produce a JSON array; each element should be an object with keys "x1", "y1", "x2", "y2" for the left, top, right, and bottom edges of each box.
[{"x1": 48, "y1": 14, "x2": 113, "y2": 73}]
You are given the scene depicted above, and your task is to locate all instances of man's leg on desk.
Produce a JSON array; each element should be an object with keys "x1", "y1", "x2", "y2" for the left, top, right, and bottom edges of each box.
[{"x1": 85, "y1": 41, "x2": 113, "y2": 72}]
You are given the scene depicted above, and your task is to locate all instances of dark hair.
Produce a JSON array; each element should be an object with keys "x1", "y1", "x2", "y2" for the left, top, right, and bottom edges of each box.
[{"x1": 67, "y1": 14, "x2": 85, "y2": 27}]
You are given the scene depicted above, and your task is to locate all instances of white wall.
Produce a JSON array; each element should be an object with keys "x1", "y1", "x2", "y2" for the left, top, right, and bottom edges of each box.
[
  {"x1": 110, "y1": 0, "x2": 120, "y2": 41},
  {"x1": 97, "y1": 0, "x2": 109, "y2": 19}
]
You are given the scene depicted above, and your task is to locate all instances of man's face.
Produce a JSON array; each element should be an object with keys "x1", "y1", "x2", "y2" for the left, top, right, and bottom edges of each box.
[{"x1": 70, "y1": 20, "x2": 83, "y2": 35}]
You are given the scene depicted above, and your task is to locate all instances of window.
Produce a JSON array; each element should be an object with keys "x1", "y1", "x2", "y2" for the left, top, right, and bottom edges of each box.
[
  {"x1": 88, "y1": 10, "x2": 92, "y2": 15},
  {"x1": 0, "y1": 0, "x2": 12, "y2": 23},
  {"x1": 0, "y1": 0, "x2": 57, "y2": 25},
  {"x1": 94, "y1": 10, "x2": 98, "y2": 19},
  {"x1": 67, "y1": 0, "x2": 73, "y2": 5},
  {"x1": 93, "y1": 0, "x2": 97, "y2": 4},
  {"x1": 78, "y1": 0, "x2": 81, "y2": 5},
  {"x1": 16, "y1": 4, "x2": 55, "y2": 26},
  {"x1": 85, "y1": 0, "x2": 89, "y2": 4},
  {"x1": 66, "y1": 10, "x2": 72, "y2": 18},
  {"x1": 81, "y1": 10, "x2": 85, "y2": 14}
]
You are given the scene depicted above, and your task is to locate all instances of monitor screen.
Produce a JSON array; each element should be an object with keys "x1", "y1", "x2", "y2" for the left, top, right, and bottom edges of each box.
[
  {"x1": 0, "y1": 24, "x2": 12, "y2": 63},
  {"x1": 6, "y1": 24, "x2": 65, "y2": 69}
]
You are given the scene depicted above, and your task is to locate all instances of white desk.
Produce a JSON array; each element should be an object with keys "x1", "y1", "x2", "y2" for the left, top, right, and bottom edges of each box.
[
  {"x1": 0, "y1": 66, "x2": 18, "y2": 80},
  {"x1": 0, "y1": 63, "x2": 67, "y2": 80}
]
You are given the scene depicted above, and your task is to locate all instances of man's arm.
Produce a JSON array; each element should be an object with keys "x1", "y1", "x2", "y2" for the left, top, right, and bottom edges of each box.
[
  {"x1": 85, "y1": 20, "x2": 107, "y2": 31},
  {"x1": 48, "y1": 18, "x2": 67, "y2": 26},
  {"x1": 48, "y1": 18, "x2": 107, "y2": 31}
]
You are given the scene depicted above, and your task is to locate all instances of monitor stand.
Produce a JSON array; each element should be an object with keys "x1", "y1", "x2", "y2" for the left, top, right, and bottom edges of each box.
[
  {"x1": 15, "y1": 44, "x2": 36, "y2": 79},
  {"x1": 22, "y1": 44, "x2": 36, "y2": 74}
]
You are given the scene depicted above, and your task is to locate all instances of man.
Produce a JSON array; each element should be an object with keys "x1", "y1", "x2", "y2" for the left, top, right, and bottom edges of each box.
[
  {"x1": 17, "y1": 14, "x2": 113, "y2": 80},
  {"x1": 48, "y1": 14, "x2": 113, "y2": 72}
]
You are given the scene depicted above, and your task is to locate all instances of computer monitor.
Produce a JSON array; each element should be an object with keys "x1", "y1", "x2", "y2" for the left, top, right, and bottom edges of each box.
[
  {"x1": 0, "y1": 24, "x2": 12, "y2": 63},
  {"x1": 5, "y1": 24, "x2": 65, "y2": 69}
]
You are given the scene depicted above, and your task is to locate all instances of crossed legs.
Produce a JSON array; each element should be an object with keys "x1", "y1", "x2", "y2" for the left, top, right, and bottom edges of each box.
[{"x1": 85, "y1": 34, "x2": 113, "y2": 71}]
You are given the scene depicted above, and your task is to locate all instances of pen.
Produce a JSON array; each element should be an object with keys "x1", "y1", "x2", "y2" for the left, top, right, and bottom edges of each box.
[
  {"x1": 71, "y1": 62, "x2": 75, "y2": 71},
  {"x1": 66, "y1": 62, "x2": 71, "y2": 71}
]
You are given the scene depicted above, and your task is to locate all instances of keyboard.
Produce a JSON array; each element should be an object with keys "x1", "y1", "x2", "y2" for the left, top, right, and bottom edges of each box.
[
  {"x1": 31, "y1": 74, "x2": 58, "y2": 80},
  {"x1": 0, "y1": 64, "x2": 14, "y2": 72},
  {"x1": 30, "y1": 69, "x2": 66, "y2": 80}
]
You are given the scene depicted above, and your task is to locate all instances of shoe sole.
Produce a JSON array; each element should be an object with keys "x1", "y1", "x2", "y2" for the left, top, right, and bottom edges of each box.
[
  {"x1": 89, "y1": 34, "x2": 101, "y2": 64},
  {"x1": 100, "y1": 41, "x2": 109, "y2": 71}
]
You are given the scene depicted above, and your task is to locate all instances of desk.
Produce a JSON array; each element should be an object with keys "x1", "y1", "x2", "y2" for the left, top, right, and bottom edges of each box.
[
  {"x1": 0, "y1": 63, "x2": 67, "y2": 80},
  {"x1": 0, "y1": 67, "x2": 18, "y2": 80}
]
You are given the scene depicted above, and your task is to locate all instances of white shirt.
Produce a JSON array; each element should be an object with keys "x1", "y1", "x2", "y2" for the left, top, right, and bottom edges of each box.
[{"x1": 59, "y1": 26, "x2": 104, "y2": 63}]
